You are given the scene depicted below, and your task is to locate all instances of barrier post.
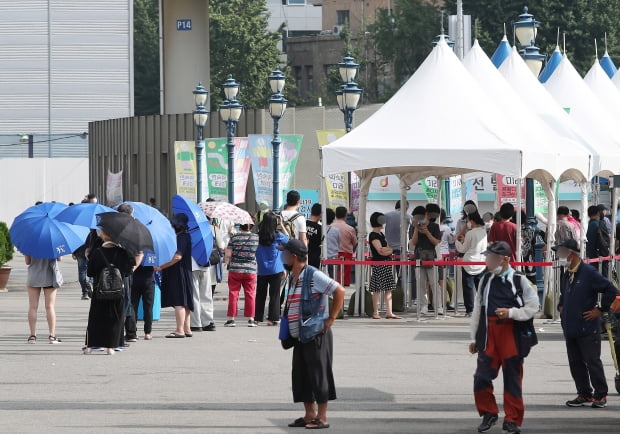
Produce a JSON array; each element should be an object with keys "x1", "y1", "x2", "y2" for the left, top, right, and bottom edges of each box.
[
  {"x1": 454, "y1": 260, "x2": 461, "y2": 315},
  {"x1": 416, "y1": 259, "x2": 423, "y2": 321},
  {"x1": 402, "y1": 255, "x2": 409, "y2": 312},
  {"x1": 551, "y1": 260, "x2": 560, "y2": 323}
]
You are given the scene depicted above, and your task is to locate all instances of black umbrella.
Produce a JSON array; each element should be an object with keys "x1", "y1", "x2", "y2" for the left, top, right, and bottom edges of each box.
[{"x1": 96, "y1": 212, "x2": 154, "y2": 257}]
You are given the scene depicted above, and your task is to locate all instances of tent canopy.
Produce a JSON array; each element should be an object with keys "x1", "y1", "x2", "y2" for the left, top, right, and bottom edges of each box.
[
  {"x1": 322, "y1": 40, "x2": 576, "y2": 184},
  {"x1": 584, "y1": 59, "x2": 620, "y2": 120},
  {"x1": 464, "y1": 41, "x2": 590, "y2": 184}
]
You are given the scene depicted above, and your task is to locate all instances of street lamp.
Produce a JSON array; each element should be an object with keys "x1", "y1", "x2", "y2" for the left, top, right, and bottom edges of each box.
[
  {"x1": 192, "y1": 82, "x2": 209, "y2": 203},
  {"x1": 513, "y1": 6, "x2": 545, "y2": 77},
  {"x1": 219, "y1": 75, "x2": 243, "y2": 204},
  {"x1": 268, "y1": 67, "x2": 288, "y2": 210},
  {"x1": 336, "y1": 53, "x2": 363, "y2": 132},
  {"x1": 513, "y1": 6, "x2": 545, "y2": 298}
]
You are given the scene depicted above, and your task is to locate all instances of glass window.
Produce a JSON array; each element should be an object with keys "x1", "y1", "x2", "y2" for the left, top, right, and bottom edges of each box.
[
  {"x1": 286, "y1": 0, "x2": 306, "y2": 5},
  {"x1": 336, "y1": 10, "x2": 349, "y2": 26},
  {"x1": 305, "y1": 65, "x2": 313, "y2": 93}
]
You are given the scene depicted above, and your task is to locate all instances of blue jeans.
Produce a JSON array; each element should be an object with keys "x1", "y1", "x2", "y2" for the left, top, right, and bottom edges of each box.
[
  {"x1": 77, "y1": 256, "x2": 89, "y2": 295},
  {"x1": 462, "y1": 268, "x2": 482, "y2": 314}
]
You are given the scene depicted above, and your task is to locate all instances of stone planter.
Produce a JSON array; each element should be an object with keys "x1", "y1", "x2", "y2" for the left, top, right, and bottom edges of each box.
[{"x1": 0, "y1": 266, "x2": 11, "y2": 292}]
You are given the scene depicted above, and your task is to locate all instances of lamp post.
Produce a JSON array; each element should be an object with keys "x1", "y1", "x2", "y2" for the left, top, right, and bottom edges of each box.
[
  {"x1": 268, "y1": 67, "x2": 288, "y2": 210},
  {"x1": 219, "y1": 75, "x2": 244, "y2": 204},
  {"x1": 192, "y1": 82, "x2": 209, "y2": 203},
  {"x1": 336, "y1": 53, "x2": 363, "y2": 132},
  {"x1": 514, "y1": 6, "x2": 545, "y2": 297}
]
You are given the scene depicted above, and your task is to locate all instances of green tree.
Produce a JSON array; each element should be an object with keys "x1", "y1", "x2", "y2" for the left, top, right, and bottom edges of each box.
[
  {"x1": 209, "y1": 0, "x2": 285, "y2": 110},
  {"x1": 370, "y1": 0, "x2": 443, "y2": 87},
  {"x1": 133, "y1": 0, "x2": 160, "y2": 116},
  {"x1": 444, "y1": 1, "x2": 620, "y2": 76}
]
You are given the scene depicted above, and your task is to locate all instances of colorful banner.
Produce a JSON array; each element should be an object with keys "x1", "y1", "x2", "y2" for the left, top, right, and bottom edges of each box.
[
  {"x1": 204, "y1": 137, "x2": 251, "y2": 204},
  {"x1": 350, "y1": 172, "x2": 361, "y2": 212},
  {"x1": 316, "y1": 130, "x2": 348, "y2": 209},
  {"x1": 295, "y1": 189, "x2": 320, "y2": 219},
  {"x1": 174, "y1": 141, "x2": 197, "y2": 201},
  {"x1": 248, "y1": 134, "x2": 303, "y2": 208},
  {"x1": 421, "y1": 177, "x2": 439, "y2": 203},
  {"x1": 106, "y1": 169, "x2": 123, "y2": 207},
  {"x1": 534, "y1": 181, "x2": 548, "y2": 215}
]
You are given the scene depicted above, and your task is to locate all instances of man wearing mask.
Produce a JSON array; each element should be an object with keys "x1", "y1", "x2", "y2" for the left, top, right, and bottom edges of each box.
[
  {"x1": 553, "y1": 238, "x2": 618, "y2": 409},
  {"x1": 469, "y1": 241, "x2": 539, "y2": 434}
]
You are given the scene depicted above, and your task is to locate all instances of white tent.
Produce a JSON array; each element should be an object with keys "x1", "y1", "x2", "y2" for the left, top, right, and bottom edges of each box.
[
  {"x1": 499, "y1": 49, "x2": 602, "y2": 177},
  {"x1": 463, "y1": 41, "x2": 590, "y2": 184},
  {"x1": 322, "y1": 40, "x2": 564, "y2": 183},
  {"x1": 584, "y1": 59, "x2": 620, "y2": 121},
  {"x1": 544, "y1": 55, "x2": 620, "y2": 177}
]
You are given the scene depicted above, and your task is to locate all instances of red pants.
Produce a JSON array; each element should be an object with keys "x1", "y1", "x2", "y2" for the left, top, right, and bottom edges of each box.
[
  {"x1": 227, "y1": 272, "x2": 256, "y2": 318},
  {"x1": 338, "y1": 252, "x2": 353, "y2": 286},
  {"x1": 474, "y1": 318, "x2": 524, "y2": 426}
]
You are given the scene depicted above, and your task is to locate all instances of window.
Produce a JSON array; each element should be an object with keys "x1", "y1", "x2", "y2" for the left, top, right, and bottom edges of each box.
[
  {"x1": 285, "y1": 0, "x2": 306, "y2": 5},
  {"x1": 305, "y1": 65, "x2": 313, "y2": 94},
  {"x1": 336, "y1": 10, "x2": 349, "y2": 26},
  {"x1": 294, "y1": 66, "x2": 302, "y2": 96}
]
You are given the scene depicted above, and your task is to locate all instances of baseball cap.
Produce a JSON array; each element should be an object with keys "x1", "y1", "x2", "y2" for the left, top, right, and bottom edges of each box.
[
  {"x1": 277, "y1": 239, "x2": 308, "y2": 256},
  {"x1": 551, "y1": 238, "x2": 580, "y2": 253},
  {"x1": 483, "y1": 241, "x2": 512, "y2": 257}
]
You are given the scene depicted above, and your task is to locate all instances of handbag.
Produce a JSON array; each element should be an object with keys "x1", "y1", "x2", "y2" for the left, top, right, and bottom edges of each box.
[
  {"x1": 208, "y1": 234, "x2": 220, "y2": 266},
  {"x1": 279, "y1": 291, "x2": 296, "y2": 349},
  {"x1": 299, "y1": 266, "x2": 326, "y2": 343}
]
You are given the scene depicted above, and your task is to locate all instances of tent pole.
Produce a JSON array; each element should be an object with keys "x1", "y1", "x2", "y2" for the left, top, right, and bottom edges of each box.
[
  {"x1": 356, "y1": 173, "x2": 370, "y2": 317},
  {"x1": 516, "y1": 178, "x2": 523, "y2": 269},
  {"x1": 544, "y1": 180, "x2": 557, "y2": 317},
  {"x1": 580, "y1": 182, "x2": 588, "y2": 259},
  {"x1": 609, "y1": 181, "x2": 618, "y2": 280},
  {"x1": 399, "y1": 178, "x2": 409, "y2": 312}
]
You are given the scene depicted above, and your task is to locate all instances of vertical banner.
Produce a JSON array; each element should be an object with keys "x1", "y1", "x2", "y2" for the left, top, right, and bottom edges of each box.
[
  {"x1": 106, "y1": 169, "x2": 123, "y2": 207},
  {"x1": 294, "y1": 189, "x2": 320, "y2": 219},
  {"x1": 534, "y1": 180, "x2": 548, "y2": 215},
  {"x1": 448, "y1": 176, "x2": 463, "y2": 218},
  {"x1": 350, "y1": 172, "x2": 361, "y2": 212},
  {"x1": 248, "y1": 134, "x2": 303, "y2": 208},
  {"x1": 421, "y1": 177, "x2": 439, "y2": 203},
  {"x1": 496, "y1": 175, "x2": 526, "y2": 207},
  {"x1": 316, "y1": 130, "x2": 348, "y2": 209},
  {"x1": 174, "y1": 141, "x2": 197, "y2": 201},
  {"x1": 204, "y1": 137, "x2": 251, "y2": 204}
]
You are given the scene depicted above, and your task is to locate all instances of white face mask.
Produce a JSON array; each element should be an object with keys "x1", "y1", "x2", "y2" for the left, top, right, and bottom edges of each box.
[
  {"x1": 485, "y1": 221, "x2": 492, "y2": 229},
  {"x1": 558, "y1": 256, "x2": 570, "y2": 267},
  {"x1": 491, "y1": 265, "x2": 504, "y2": 275},
  {"x1": 466, "y1": 222, "x2": 472, "y2": 230}
]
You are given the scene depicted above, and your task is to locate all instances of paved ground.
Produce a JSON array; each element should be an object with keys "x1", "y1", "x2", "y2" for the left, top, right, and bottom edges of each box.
[{"x1": 1, "y1": 254, "x2": 619, "y2": 433}]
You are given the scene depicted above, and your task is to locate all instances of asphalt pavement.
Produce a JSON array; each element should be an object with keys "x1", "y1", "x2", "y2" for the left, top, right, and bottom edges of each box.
[{"x1": 0, "y1": 253, "x2": 618, "y2": 433}]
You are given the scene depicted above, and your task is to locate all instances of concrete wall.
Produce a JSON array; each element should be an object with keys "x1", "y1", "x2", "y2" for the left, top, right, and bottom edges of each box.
[
  {"x1": 321, "y1": 0, "x2": 389, "y2": 32},
  {"x1": 160, "y1": 0, "x2": 210, "y2": 115},
  {"x1": 0, "y1": 158, "x2": 89, "y2": 225}
]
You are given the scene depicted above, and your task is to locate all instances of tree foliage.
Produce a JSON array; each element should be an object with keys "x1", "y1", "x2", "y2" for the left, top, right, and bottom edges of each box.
[
  {"x1": 444, "y1": 0, "x2": 620, "y2": 76},
  {"x1": 133, "y1": 0, "x2": 160, "y2": 116},
  {"x1": 209, "y1": 0, "x2": 285, "y2": 110},
  {"x1": 370, "y1": 0, "x2": 443, "y2": 86}
]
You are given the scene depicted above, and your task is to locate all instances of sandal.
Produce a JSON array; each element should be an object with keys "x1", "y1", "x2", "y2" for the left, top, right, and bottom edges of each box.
[
  {"x1": 165, "y1": 332, "x2": 185, "y2": 338},
  {"x1": 288, "y1": 417, "x2": 310, "y2": 427},
  {"x1": 27, "y1": 335, "x2": 36, "y2": 344},
  {"x1": 306, "y1": 419, "x2": 330, "y2": 429},
  {"x1": 372, "y1": 314, "x2": 381, "y2": 319},
  {"x1": 385, "y1": 315, "x2": 403, "y2": 319},
  {"x1": 48, "y1": 335, "x2": 62, "y2": 344}
]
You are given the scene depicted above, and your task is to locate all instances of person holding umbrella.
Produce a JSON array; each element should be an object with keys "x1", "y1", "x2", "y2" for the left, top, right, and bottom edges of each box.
[
  {"x1": 25, "y1": 255, "x2": 64, "y2": 344},
  {"x1": 155, "y1": 213, "x2": 195, "y2": 338}
]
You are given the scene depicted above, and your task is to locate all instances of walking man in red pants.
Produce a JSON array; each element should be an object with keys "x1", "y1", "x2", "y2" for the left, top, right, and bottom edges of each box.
[{"x1": 469, "y1": 241, "x2": 539, "y2": 434}]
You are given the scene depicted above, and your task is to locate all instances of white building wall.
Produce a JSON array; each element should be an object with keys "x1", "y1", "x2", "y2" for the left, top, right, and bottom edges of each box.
[
  {"x1": 0, "y1": 0, "x2": 133, "y2": 136},
  {"x1": 266, "y1": 0, "x2": 322, "y2": 33}
]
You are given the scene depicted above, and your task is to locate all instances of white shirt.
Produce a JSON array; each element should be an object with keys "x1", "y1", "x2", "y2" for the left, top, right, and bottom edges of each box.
[
  {"x1": 455, "y1": 226, "x2": 487, "y2": 275},
  {"x1": 281, "y1": 209, "x2": 306, "y2": 239},
  {"x1": 438, "y1": 223, "x2": 453, "y2": 256}
]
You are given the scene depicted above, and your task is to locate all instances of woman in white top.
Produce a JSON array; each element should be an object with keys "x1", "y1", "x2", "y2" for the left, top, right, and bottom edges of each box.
[{"x1": 455, "y1": 211, "x2": 487, "y2": 316}]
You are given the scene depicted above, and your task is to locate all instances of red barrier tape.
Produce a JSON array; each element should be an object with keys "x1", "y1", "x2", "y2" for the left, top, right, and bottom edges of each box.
[{"x1": 322, "y1": 259, "x2": 553, "y2": 267}]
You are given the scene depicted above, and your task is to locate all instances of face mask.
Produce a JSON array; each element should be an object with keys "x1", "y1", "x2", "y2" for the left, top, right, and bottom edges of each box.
[
  {"x1": 491, "y1": 265, "x2": 504, "y2": 275},
  {"x1": 558, "y1": 256, "x2": 570, "y2": 267},
  {"x1": 466, "y1": 222, "x2": 472, "y2": 230},
  {"x1": 284, "y1": 263, "x2": 293, "y2": 271},
  {"x1": 96, "y1": 229, "x2": 103, "y2": 238},
  {"x1": 429, "y1": 213, "x2": 440, "y2": 220},
  {"x1": 418, "y1": 220, "x2": 426, "y2": 226}
]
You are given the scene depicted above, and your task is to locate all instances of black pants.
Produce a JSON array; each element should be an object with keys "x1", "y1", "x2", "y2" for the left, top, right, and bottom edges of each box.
[
  {"x1": 129, "y1": 278, "x2": 155, "y2": 335},
  {"x1": 462, "y1": 269, "x2": 482, "y2": 314},
  {"x1": 565, "y1": 332, "x2": 608, "y2": 399},
  {"x1": 255, "y1": 272, "x2": 283, "y2": 322},
  {"x1": 292, "y1": 329, "x2": 336, "y2": 404}
]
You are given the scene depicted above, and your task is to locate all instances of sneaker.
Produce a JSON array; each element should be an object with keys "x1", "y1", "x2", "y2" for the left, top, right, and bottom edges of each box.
[
  {"x1": 203, "y1": 323, "x2": 216, "y2": 331},
  {"x1": 437, "y1": 307, "x2": 444, "y2": 315},
  {"x1": 592, "y1": 397, "x2": 607, "y2": 408},
  {"x1": 81, "y1": 294, "x2": 89, "y2": 300},
  {"x1": 502, "y1": 421, "x2": 521, "y2": 434},
  {"x1": 126, "y1": 336, "x2": 138, "y2": 343},
  {"x1": 566, "y1": 396, "x2": 594, "y2": 407},
  {"x1": 447, "y1": 304, "x2": 456, "y2": 311},
  {"x1": 477, "y1": 413, "x2": 498, "y2": 433},
  {"x1": 224, "y1": 320, "x2": 236, "y2": 327},
  {"x1": 248, "y1": 319, "x2": 258, "y2": 327},
  {"x1": 420, "y1": 306, "x2": 428, "y2": 315}
]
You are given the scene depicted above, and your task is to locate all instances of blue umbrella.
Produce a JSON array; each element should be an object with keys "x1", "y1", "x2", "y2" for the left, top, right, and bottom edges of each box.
[
  {"x1": 10, "y1": 214, "x2": 90, "y2": 259},
  {"x1": 491, "y1": 35, "x2": 512, "y2": 68},
  {"x1": 171, "y1": 195, "x2": 213, "y2": 266},
  {"x1": 14, "y1": 202, "x2": 68, "y2": 221},
  {"x1": 539, "y1": 45, "x2": 562, "y2": 83},
  {"x1": 55, "y1": 203, "x2": 116, "y2": 229},
  {"x1": 123, "y1": 201, "x2": 177, "y2": 266},
  {"x1": 600, "y1": 51, "x2": 617, "y2": 79}
]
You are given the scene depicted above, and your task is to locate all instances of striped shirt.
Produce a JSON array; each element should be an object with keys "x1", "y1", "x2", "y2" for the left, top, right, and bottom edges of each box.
[
  {"x1": 286, "y1": 267, "x2": 339, "y2": 338},
  {"x1": 227, "y1": 232, "x2": 259, "y2": 274}
]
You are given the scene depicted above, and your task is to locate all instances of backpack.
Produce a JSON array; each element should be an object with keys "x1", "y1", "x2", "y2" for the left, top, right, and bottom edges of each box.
[
  {"x1": 280, "y1": 212, "x2": 303, "y2": 240},
  {"x1": 478, "y1": 271, "x2": 538, "y2": 358},
  {"x1": 93, "y1": 249, "x2": 125, "y2": 301}
]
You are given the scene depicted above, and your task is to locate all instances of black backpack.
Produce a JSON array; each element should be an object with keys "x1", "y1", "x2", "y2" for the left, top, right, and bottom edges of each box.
[{"x1": 94, "y1": 249, "x2": 125, "y2": 301}]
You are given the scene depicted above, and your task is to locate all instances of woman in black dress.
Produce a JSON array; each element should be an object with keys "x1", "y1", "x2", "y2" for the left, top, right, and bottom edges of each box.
[
  {"x1": 155, "y1": 213, "x2": 194, "y2": 338},
  {"x1": 368, "y1": 212, "x2": 401, "y2": 320},
  {"x1": 85, "y1": 230, "x2": 135, "y2": 355}
]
